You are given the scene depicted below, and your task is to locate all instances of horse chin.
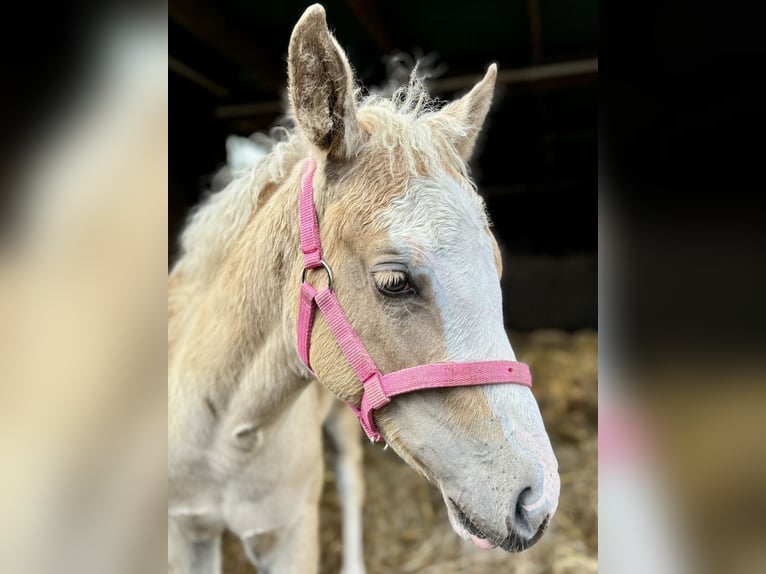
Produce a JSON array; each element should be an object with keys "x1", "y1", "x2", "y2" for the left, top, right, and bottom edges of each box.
[{"x1": 441, "y1": 491, "x2": 497, "y2": 550}]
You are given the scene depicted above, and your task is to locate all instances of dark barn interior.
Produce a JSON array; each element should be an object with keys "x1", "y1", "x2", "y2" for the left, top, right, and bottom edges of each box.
[{"x1": 170, "y1": 1, "x2": 598, "y2": 572}]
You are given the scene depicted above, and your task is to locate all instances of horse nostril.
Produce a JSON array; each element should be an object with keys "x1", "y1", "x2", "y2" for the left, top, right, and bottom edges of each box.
[{"x1": 515, "y1": 486, "x2": 532, "y2": 524}]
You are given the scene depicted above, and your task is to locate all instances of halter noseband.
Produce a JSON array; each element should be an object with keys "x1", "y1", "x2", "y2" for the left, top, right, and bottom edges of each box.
[{"x1": 296, "y1": 158, "x2": 533, "y2": 442}]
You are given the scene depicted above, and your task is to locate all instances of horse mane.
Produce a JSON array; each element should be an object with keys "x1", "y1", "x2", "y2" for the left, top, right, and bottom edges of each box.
[
  {"x1": 176, "y1": 69, "x2": 472, "y2": 279},
  {"x1": 175, "y1": 122, "x2": 307, "y2": 278}
]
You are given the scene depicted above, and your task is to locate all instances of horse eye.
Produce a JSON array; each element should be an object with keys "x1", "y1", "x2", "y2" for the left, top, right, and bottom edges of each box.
[{"x1": 374, "y1": 270, "x2": 414, "y2": 297}]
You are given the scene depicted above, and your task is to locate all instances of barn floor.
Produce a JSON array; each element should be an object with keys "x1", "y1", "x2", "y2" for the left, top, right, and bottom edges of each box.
[{"x1": 223, "y1": 329, "x2": 598, "y2": 573}]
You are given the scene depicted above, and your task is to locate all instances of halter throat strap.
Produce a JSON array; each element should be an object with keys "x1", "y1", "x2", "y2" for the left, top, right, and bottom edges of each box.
[{"x1": 296, "y1": 158, "x2": 532, "y2": 442}]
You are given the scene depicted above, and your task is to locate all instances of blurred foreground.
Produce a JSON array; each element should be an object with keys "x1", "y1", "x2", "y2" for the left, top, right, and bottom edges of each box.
[{"x1": 0, "y1": 8, "x2": 167, "y2": 574}]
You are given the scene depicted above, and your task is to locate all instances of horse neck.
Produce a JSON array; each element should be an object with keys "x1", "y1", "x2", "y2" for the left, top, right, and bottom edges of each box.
[{"x1": 169, "y1": 159, "x2": 310, "y2": 418}]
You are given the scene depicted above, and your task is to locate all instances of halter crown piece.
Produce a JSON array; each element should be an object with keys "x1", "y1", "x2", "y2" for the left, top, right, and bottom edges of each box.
[{"x1": 296, "y1": 158, "x2": 533, "y2": 442}]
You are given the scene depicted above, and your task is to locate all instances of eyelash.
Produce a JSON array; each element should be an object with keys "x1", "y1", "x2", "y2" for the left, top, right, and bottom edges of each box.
[{"x1": 374, "y1": 269, "x2": 416, "y2": 297}]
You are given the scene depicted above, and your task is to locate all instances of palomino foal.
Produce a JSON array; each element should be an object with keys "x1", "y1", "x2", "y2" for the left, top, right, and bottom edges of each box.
[{"x1": 168, "y1": 4, "x2": 559, "y2": 573}]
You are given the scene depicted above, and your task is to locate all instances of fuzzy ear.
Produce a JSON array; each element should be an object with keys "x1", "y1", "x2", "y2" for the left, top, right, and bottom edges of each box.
[
  {"x1": 288, "y1": 4, "x2": 361, "y2": 160},
  {"x1": 438, "y1": 64, "x2": 498, "y2": 160}
]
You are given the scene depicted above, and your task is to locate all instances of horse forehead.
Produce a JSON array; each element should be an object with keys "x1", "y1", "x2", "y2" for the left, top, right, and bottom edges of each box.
[{"x1": 380, "y1": 173, "x2": 488, "y2": 252}]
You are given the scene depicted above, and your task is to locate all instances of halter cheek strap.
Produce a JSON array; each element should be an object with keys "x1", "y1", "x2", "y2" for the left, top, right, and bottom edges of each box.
[{"x1": 297, "y1": 158, "x2": 532, "y2": 442}]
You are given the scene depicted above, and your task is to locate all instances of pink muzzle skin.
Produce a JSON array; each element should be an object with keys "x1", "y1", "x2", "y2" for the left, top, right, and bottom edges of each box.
[{"x1": 297, "y1": 158, "x2": 533, "y2": 442}]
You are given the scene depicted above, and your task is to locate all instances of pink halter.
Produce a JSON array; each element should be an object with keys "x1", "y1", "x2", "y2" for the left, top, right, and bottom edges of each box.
[{"x1": 297, "y1": 158, "x2": 533, "y2": 442}]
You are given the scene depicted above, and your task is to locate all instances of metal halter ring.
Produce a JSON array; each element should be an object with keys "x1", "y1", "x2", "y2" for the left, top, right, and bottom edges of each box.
[{"x1": 301, "y1": 259, "x2": 333, "y2": 291}]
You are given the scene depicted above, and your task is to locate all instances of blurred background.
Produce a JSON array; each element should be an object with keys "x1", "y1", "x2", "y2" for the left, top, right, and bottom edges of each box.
[{"x1": 170, "y1": 1, "x2": 597, "y2": 573}]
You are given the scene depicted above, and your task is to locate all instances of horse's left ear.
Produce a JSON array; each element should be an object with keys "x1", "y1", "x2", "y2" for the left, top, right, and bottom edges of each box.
[{"x1": 438, "y1": 63, "x2": 497, "y2": 160}]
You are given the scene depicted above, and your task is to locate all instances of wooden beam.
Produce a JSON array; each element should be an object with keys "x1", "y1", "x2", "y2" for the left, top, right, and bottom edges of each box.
[
  {"x1": 169, "y1": 0, "x2": 283, "y2": 93},
  {"x1": 429, "y1": 58, "x2": 598, "y2": 93},
  {"x1": 344, "y1": 0, "x2": 407, "y2": 54},
  {"x1": 169, "y1": 57, "x2": 230, "y2": 99},
  {"x1": 213, "y1": 58, "x2": 598, "y2": 118},
  {"x1": 526, "y1": 0, "x2": 544, "y2": 64},
  {"x1": 215, "y1": 101, "x2": 284, "y2": 119}
]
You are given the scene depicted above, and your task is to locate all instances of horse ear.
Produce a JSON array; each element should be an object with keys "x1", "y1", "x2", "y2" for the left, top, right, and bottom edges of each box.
[
  {"x1": 288, "y1": 4, "x2": 361, "y2": 160},
  {"x1": 439, "y1": 64, "x2": 498, "y2": 160}
]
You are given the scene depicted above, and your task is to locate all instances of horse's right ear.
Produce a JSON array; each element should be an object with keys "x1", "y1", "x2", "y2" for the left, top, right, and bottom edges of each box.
[{"x1": 288, "y1": 4, "x2": 362, "y2": 161}]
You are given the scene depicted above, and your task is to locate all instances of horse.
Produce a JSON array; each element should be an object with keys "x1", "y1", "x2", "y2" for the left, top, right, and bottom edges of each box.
[{"x1": 168, "y1": 4, "x2": 560, "y2": 573}]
